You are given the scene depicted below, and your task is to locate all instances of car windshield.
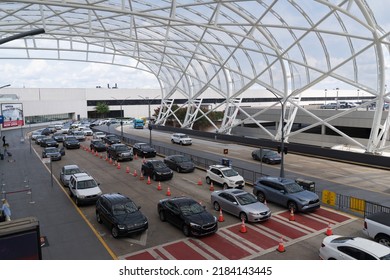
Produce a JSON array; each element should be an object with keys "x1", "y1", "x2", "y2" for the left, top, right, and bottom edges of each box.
[
  {"x1": 46, "y1": 148, "x2": 58, "y2": 153},
  {"x1": 152, "y1": 161, "x2": 166, "y2": 168},
  {"x1": 179, "y1": 134, "x2": 188, "y2": 138},
  {"x1": 236, "y1": 193, "x2": 257, "y2": 205},
  {"x1": 77, "y1": 179, "x2": 97, "y2": 189},
  {"x1": 179, "y1": 201, "x2": 204, "y2": 216},
  {"x1": 380, "y1": 253, "x2": 390, "y2": 260},
  {"x1": 284, "y1": 182, "x2": 304, "y2": 193},
  {"x1": 112, "y1": 201, "x2": 138, "y2": 215},
  {"x1": 66, "y1": 137, "x2": 77, "y2": 141},
  {"x1": 174, "y1": 156, "x2": 190, "y2": 163},
  {"x1": 65, "y1": 168, "x2": 81, "y2": 175},
  {"x1": 140, "y1": 144, "x2": 151, "y2": 149},
  {"x1": 222, "y1": 168, "x2": 239, "y2": 177},
  {"x1": 116, "y1": 145, "x2": 128, "y2": 151},
  {"x1": 264, "y1": 151, "x2": 277, "y2": 156}
]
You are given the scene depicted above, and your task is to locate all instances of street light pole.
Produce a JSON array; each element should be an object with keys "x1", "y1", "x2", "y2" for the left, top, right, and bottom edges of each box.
[
  {"x1": 267, "y1": 88, "x2": 285, "y2": 178},
  {"x1": 138, "y1": 95, "x2": 159, "y2": 147},
  {"x1": 111, "y1": 96, "x2": 131, "y2": 139}
]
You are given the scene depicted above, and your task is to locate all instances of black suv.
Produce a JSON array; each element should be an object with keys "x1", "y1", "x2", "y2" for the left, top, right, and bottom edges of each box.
[
  {"x1": 96, "y1": 193, "x2": 148, "y2": 238},
  {"x1": 63, "y1": 136, "x2": 80, "y2": 149},
  {"x1": 107, "y1": 144, "x2": 133, "y2": 161},
  {"x1": 132, "y1": 142, "x2": 156, "y2": 158}
]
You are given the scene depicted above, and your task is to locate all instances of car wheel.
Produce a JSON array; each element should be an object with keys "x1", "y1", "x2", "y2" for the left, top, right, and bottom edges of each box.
[
  {"x1": 375, "y1": 234, "x2": 390, "y2": 247},
  {"x1": 180, "y1": 142, "x2": 183, "y2": 145},
  {"x1": 213, "y1": 201, "x2": 221, "y2": 211},
  {"x1": 75, "y1": 197, "x2": 80, "y2": 206},
  {"x1": 111, "y1": 226, "x2": 119, "y2": 238},
  {"x1": 223, "y1": 183, "x2": 229, "y2": 189},
  {"x1": 252, "y1": 154, "x2": 256, "y2": 160},
  {"x1": 239, "y1": 212, "x2": 248, "y2": 222},
  {"x1": 182, "y1": 225, "x2": 190, "y2": 237},
  {"x1": 265, "y1": 159, "x2": 270, "y2": 164},
  {"x1": 152, "y1": 173, "x2": 157, "y2": 181},
  {"x1": 176, "y1": 166, "x2": 181, "y2": 173},
  {"x1": 206, "y1": 177, "x2": 211, "y2": 184},
  {"x1": 171, "y1": 139, "x2": 174, "y2": 144},
  {"x1": 287, "y1": 201, "x2": 298, "y2": 212},
  {"x1": 69, "y1": 189, "x2": 73, "y2": 197},
  {"x1": 159, "y1": 210, "x2": 166, "y2": 222},
  {"x1": 256, "y1": 191, "x2": 265, "y2": 203},
  {"x1": 96, "y1": 212, "x2": 102, "y2": 224}
]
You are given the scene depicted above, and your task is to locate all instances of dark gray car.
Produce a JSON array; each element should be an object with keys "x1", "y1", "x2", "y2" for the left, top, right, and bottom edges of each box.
[{"x1": 253, "y1": 176, "x2": 320, "y2": 212}]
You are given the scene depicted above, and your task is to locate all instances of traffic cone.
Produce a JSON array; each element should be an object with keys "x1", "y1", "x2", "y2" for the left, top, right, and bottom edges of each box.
[
  {"x1": 157, "y1": 181, "x2": 162, "y2": 191},
  {"x1": 166, "y1": 186, "x2": 171, "y2": 196},
  {"x1": 100, "y1": 154, "x2": 103, "y2": 159},
  {"x1": 133, "y1": 169, "x2": 138, "y2": 177},
  {"x1": 117, "y1": 162, "x2": 121, "y2": 169},
  {"x1": 95, "y1": 151, "x2": 98, "y2": 157},
  {"x1": 109, "y1": 157, "x2": 113, "y2": 164},
  {"x1": 147, "y1": 176, "x2": 151, "y2": 185},
  {"x1": 105, "y1": 155, "x2": 108, "y2": 161},
  {"x1": 125, "y1": 166, "x2": 130, "y2": 173},
  {"x1": 289, "y1": 208, "x2": 295, "y2": 221},
  {"x1": 240, "y1": 218, "x2": 247, "y2": 233},
  {"x1": 197, "y1": 178, "x2": 203, "y2": 186},
  {"x1": 326, "y1": 223, "x2": 333, "y2": 236},
  {"x1": 218, "y1": 209, "x2": 224, "y2": 222},
  {"x1": 209, "y1": 182, "x2": 214, "y2": 191},
  {"x1": 139, "y1": 170, "x2": 144, "y2": 180},
  {"x1": 277, "y1": 236, "x2": 285, "y2": 253}
]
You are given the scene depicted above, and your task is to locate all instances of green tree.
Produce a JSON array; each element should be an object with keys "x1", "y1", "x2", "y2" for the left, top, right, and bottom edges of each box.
[{"x1": 95, "y1": 102, "x2": 110, "y2": 118}]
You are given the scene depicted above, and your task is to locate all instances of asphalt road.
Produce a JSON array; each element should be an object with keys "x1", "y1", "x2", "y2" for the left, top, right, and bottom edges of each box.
[{"x1": 2, "y1": 124, "x2": 388, "y2": 260}]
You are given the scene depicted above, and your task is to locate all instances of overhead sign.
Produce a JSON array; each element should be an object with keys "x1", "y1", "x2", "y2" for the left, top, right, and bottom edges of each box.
[{"x1": 1, "y1": 103, "x2": 24, "y2": 128}]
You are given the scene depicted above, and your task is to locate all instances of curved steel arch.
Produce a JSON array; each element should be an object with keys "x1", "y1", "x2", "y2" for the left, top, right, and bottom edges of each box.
[{"x1": 0, "y1": 0, "x2": 389, "y2": 153}]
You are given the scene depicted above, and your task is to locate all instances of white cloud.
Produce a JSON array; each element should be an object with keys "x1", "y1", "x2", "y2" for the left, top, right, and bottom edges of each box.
[{"x1": 0, "y1": 59, "x2": 159, "y2": 89}]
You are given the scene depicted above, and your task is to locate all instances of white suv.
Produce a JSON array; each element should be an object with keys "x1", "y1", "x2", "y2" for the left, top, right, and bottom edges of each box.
[
  {"x1": 171, "y1": 133, "x2": 192, "y2": 145},
  {"x1": 68, "y1": 173, "x2": 102, "y2": 206},
  {"x1": 206, "y1": 165, "x2": 245, "y2": 189}
]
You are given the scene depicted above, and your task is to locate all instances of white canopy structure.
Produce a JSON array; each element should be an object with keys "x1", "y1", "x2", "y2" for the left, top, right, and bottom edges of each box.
[{"x1": 0, "y1": 1, "x2": 389, "y2": 153}]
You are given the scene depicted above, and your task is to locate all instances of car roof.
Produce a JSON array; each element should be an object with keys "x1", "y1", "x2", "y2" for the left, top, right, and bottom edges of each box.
[
  {"x1": 72, "y1": 172, "x2": 93, "y2": 180},
  {"x1": 63, "y1": 164, "x2": 79, "y2": 169},
  {"x1": 260, "y1": 176, "x2": 295, "y2": 184},
  {"x1": 101, "y1": 193, "x2": 131, "y2": 204},
  {"x1": 209, "y1": 164, "x2": 232, "y2": 170},
  {"x1": 219, "y1": 189, "x2": 246, "y2": 196},
  {"x1": 329, "y1": 236, "x2": 390, "y2": 257},
  {"x1": 163, "y1": 196, "x2": 196, "y2": 205}
]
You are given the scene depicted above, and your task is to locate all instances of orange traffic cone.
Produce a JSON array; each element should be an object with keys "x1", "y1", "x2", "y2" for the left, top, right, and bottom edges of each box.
[
  {"x1": 100, "y1": 154, "x2": 103, "y2": 159},
  {"x1": 125, "y1": 166, "x2": 130, "y2": 173},
  {"x1": 95, "y1": 151, "x2": 99, "y2": 157},
  {"x1": 133, "y1": 169, "x2": 138, "y2": 177},
  {"x1": 105, "y1": 155, "x2": 108, "y2": 161},
  {"x1": 157, "y1": 181, "x2": 162, "y2": 191},
  {"x1": 147, "y1": 176, "x2": 151, "y2": 185},
  {"x1": 240, "y1": 218, "x2": 247, "y2": 233},
  {"x1": 117, "y1": 162, "x2": 121, "y2": 169},
  {"x1": 109, "y1": 158, "x2": 113, "y2": 164},
  {"x1": 289, "y1": 208, "x2": 295, "y2": 221},
  {"x1": 139, "y1": 170, "x2": 144, "y2": 180},
  {"x1": 277, "y1": 236, "x2": 285, "y2": 253},
  {"x1": 197, "y1": 178, "x2": 203, "y2": 186},
  {"x1": 166, "y1": 186, "x2": 171, "y2": 196},
  {"x1": 218, "y1": 209, "x2": 224, "y2": 222},
  {"x1": 326, "y1": 223, "x2": 333, "y2": 236},
  {"x1": 209, "y1": 182, "x2": 214, "y2": 191}
]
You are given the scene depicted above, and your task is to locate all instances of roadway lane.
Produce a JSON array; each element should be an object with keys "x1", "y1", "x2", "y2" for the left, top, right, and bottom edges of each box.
[{"x1": 27, "y1": 125, "x2": 378, "y2": 260}]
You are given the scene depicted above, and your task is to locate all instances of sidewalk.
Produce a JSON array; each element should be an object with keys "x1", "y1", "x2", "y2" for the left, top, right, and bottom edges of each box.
[{"x1": 0, "y1": 128, "x2": 113, "y2": 260}]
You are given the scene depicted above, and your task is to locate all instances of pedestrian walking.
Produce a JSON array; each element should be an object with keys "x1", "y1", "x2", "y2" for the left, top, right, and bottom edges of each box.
[{"x1": 1, "y1": 199, "x2": 11, "y2": 221}]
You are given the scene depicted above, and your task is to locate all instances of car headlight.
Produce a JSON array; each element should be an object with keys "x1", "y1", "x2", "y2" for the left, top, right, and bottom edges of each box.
[
  {"x1": 189, "y1": 222, "x2": 201, "y2": 229},
  {"x1": 78, "y1": 195, "x2": 85, "y2": 199},
  {"x1": 117, "y1": 224, "x2": 125, "y2": 230},
  {"x1": 156, "y1": 172, "x2": 163, "y2": 175}
]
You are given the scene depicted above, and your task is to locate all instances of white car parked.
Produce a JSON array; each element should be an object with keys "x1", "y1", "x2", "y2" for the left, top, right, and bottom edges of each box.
[
  {"x1": 206, "y1": 164, "x2": 245, "y2": 189},
  {"x1": 319, "y1": 235, "x2": 390, "y2": 260}
]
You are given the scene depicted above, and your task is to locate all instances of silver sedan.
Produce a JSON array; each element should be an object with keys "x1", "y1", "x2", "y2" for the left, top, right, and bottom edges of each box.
[{"x1": 211, "y1": 189, "x2": 271, "y2": 223}]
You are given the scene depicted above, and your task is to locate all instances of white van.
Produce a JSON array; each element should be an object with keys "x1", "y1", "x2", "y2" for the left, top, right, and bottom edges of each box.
[{"x1": 68, "y1": 173, "x2": 102, "y2": 206}]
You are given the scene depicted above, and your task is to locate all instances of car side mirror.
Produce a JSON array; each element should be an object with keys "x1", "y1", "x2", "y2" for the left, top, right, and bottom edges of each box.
[
  {"x1": 280, "y1": 190, "x2": 286, "y2": 194},
  {"x1": 138, "y1": 206, "x2": 141, "y2": 210}
]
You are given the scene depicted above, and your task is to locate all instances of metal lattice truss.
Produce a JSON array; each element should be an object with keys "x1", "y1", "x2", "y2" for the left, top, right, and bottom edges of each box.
[{"x1": 0, "y1": 1, "x2": 389, "y2": 153}]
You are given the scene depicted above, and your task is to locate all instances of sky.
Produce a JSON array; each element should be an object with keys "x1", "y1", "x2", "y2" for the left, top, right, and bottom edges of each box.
[{"x1": 0, "y1": 1, "x2": 388, "y2": 91}]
